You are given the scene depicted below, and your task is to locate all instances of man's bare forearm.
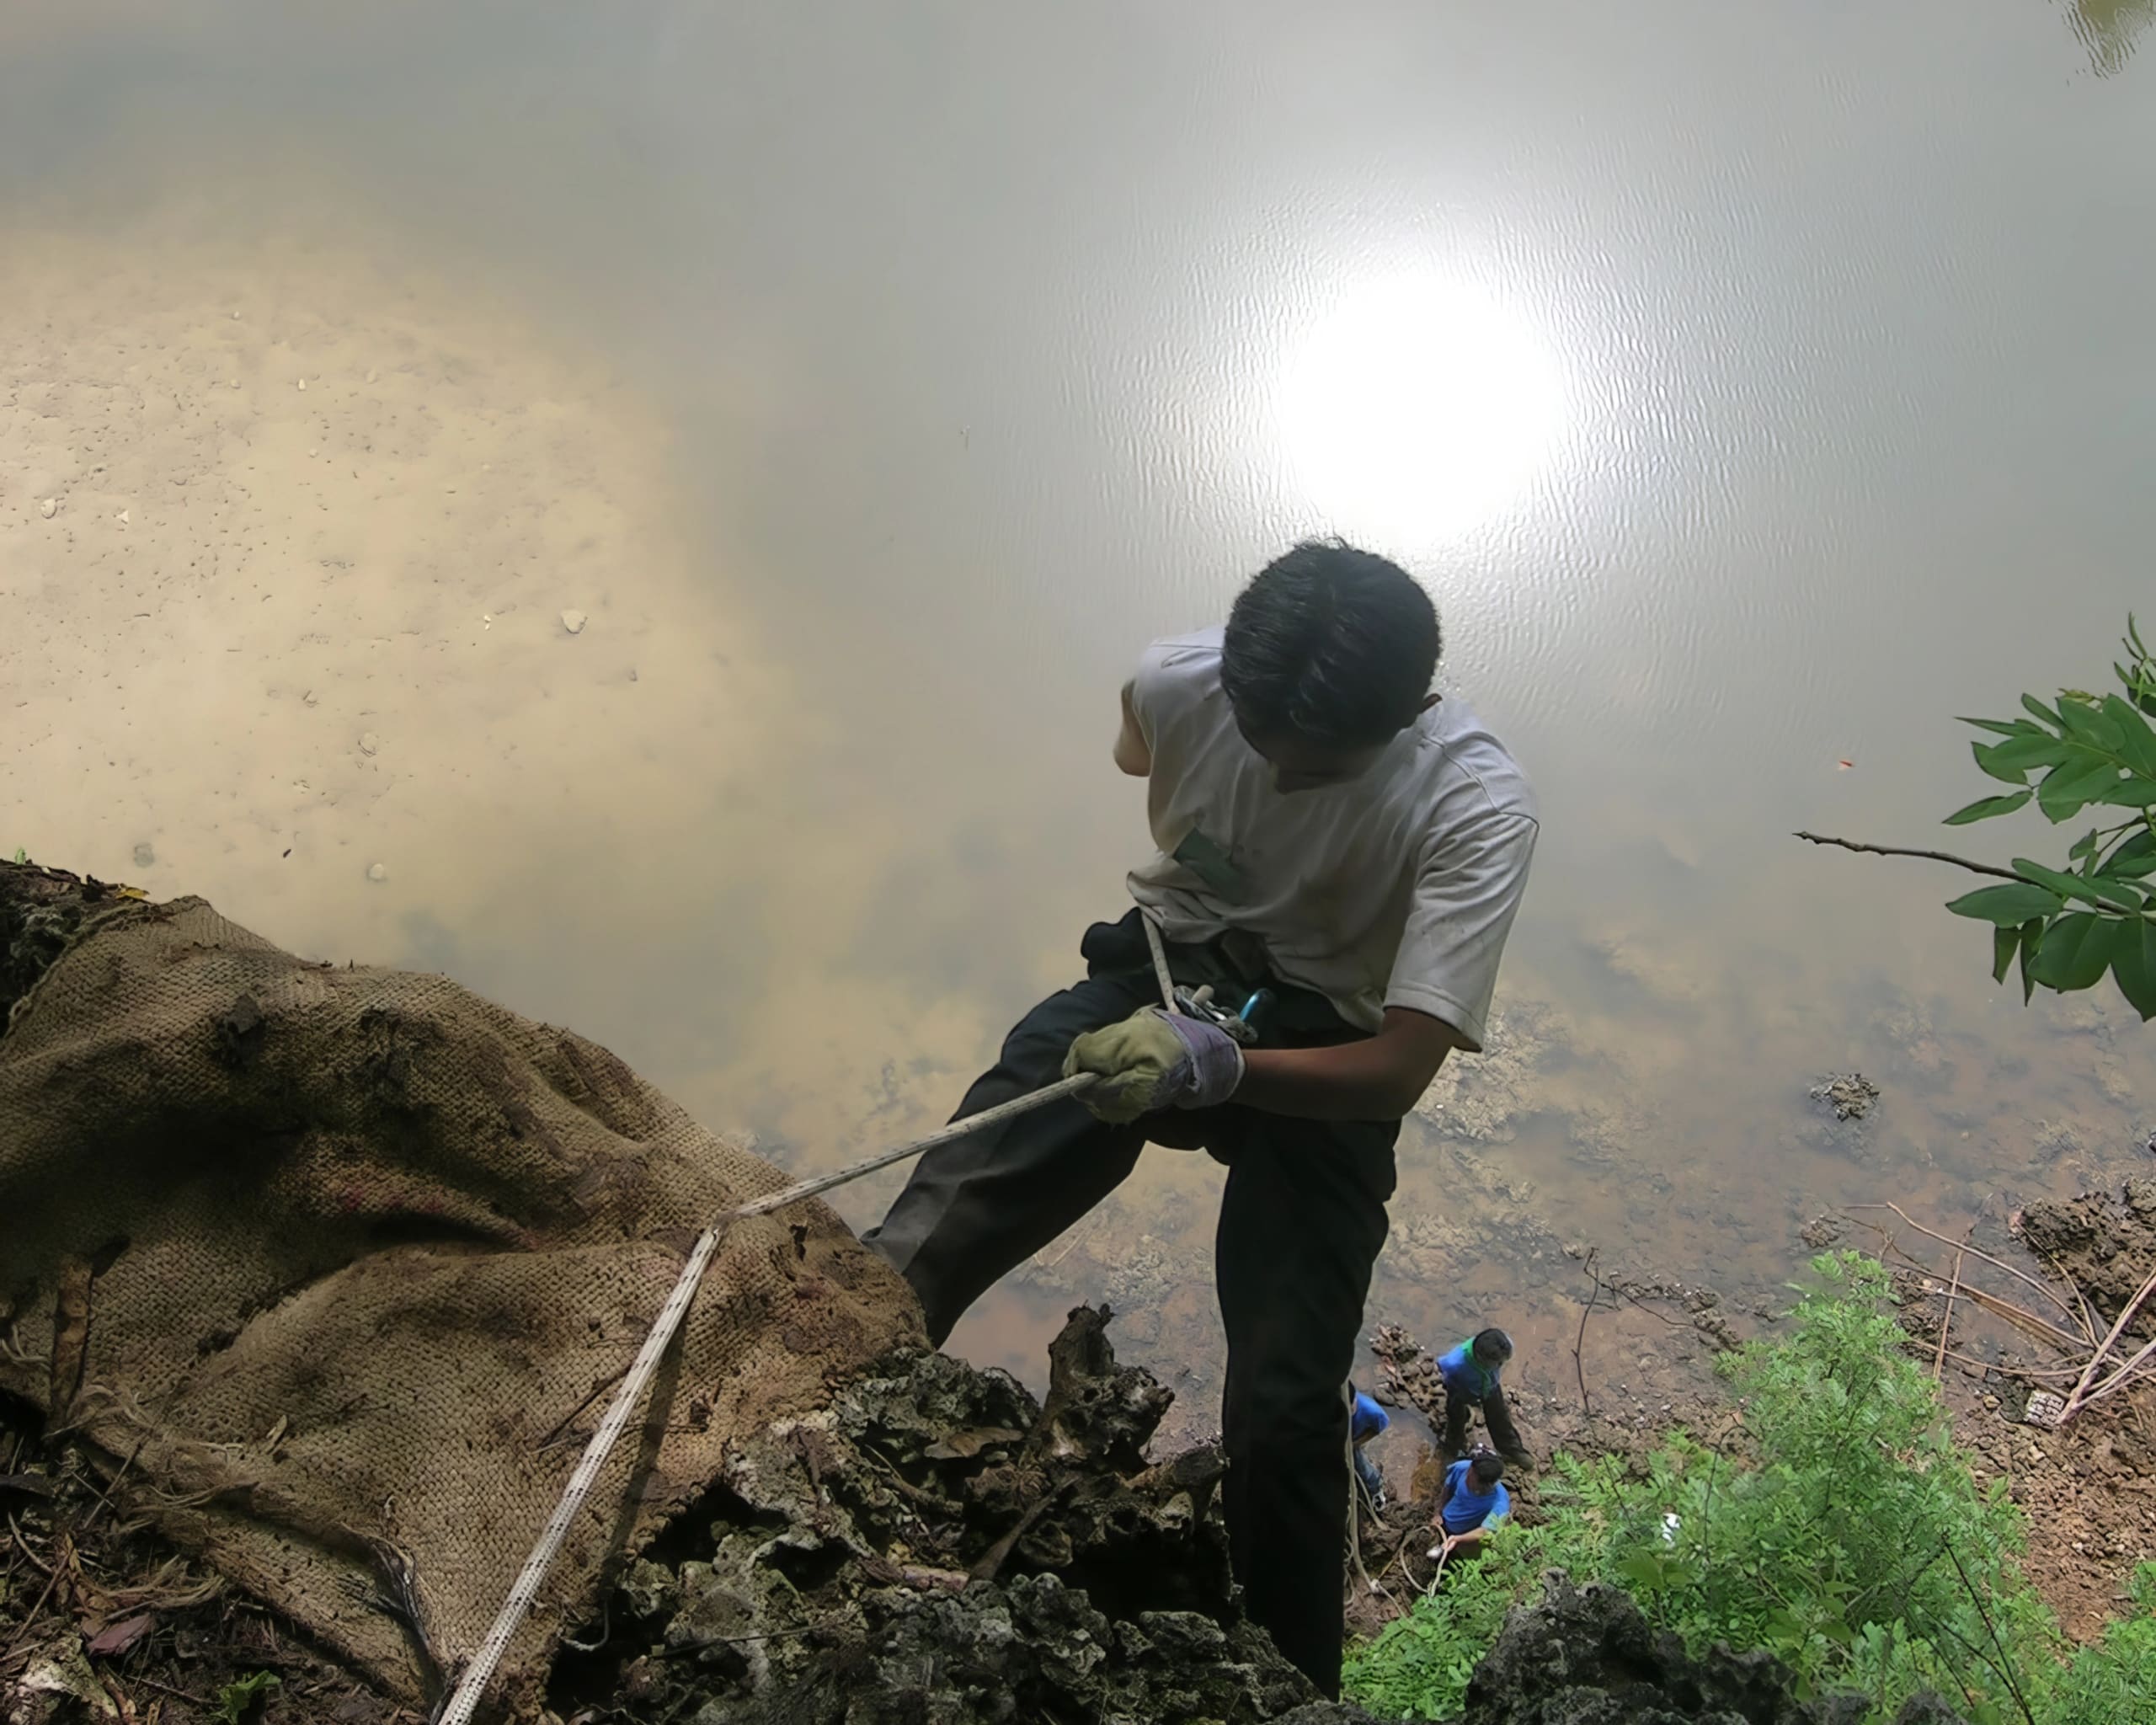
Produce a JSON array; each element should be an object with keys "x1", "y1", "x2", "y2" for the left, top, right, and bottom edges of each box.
[{"x1": 1231, "y1": 1008, "x2": 1455, "y2": 1122}]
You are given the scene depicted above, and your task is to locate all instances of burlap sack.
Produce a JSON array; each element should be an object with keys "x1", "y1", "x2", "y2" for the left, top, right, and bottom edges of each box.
[{"x1": 0, "y1": 893, "x2": 924, "y2": 1706}]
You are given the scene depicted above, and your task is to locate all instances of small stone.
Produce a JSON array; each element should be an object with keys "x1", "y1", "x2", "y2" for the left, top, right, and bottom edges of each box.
[
  {"x1": 132, "y1": 841, "x2": 156, "y2": 868},
  {"x1": 560, "y1": 609, "x2": 587, "y2": 635},
  {"x1": 366, "y1": 367, "x2": 379, "y2": 383},
  {"x1": 302, "y1": 690, "x2": 318, "y2": 707},
  {"x1": 358, "y1": 732, "x2": 380, "y2": 756},
  {"x1": 40, "y1": 497, "x2": 56, "y2": 518},
  {"x1": 232, "y1": 310, "x2": 241, "y2": 319},
  {"x1": 296, "y1": 377, "x2": 307, "y2": 391},
  {"x1": 366, "y1": 862, "x2": 387, "y2": 883}
]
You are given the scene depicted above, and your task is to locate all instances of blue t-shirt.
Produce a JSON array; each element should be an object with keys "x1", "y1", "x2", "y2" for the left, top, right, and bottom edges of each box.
[
  {"x1": 1438, "y1": 1340, "x2": 1502, "y2": 1402},
  {"x1": 1439, "y1": 1459, "x2": 1511, "y2": 1535},
  {"x1": 1351, "y1": 1391, "x2": 1389, "y2": 1445}
]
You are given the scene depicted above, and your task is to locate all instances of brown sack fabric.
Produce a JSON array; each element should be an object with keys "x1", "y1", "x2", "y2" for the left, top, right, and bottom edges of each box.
[{"x1": 0, "y1": 881, "x2": 923, "y2": 1707}]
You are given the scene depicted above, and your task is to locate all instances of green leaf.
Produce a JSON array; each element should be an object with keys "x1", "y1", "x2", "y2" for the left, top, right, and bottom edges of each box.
[
  {"x1": 1943, "y1": 790, "x2": 2032, "y2": 825},
  {"x1": 2039, "y1": 755, "x2": 2127, "y2": 821},
  {"x1": 215, "y1": 1672, "x2": 281, "y2": 1725},
  {"x1": 1973, "y1": 734, "x2": 2063, "y2": 784},
  {"x1": 2110, "y1": 919, "x2": 2156, "y2": 1021},
  {"x1": 1945, "y1": 883, "x2": 2064, "y2": 925},
  {"x1": 2100, "y1": 831, "x2": 2156, "y2": 879},
  {"x1": 2029, "y1": 913, "x2": 2124, "y2": 991},
  {"x1": 2070, "y1": 826, "x2": 2101, "y2": 864},
  {"x1": 1957, "y1": 716, "x2": 2031, "y2": 739},
  {"x1": 2101, "y1": 694, "x2": 2156, "y2": 778},
  {"x1": 2019, "y1": 916, "x2": 2042, "y2": 1002},
  {"x1": 2057, "y1": 696, "x2": 2126, "y2": 752},
  {"x1": 2012, "y1": 857, "x2": 2148, "y2": 911},
  {"x1": 1993, "y1": 922, "x2": 2020, "y2": 983},
  {"x1": 2102, "y1": 780, "x2": 2156, "y2": 807},
  {"x1": 2023, "y1": 692, "x2": 2064, "y2": 728}
]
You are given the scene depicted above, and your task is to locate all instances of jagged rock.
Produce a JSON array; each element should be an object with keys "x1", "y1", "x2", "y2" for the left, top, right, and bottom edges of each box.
[
  {"x1": 724, "y1": 1573, "x2": 1317, "y2": 1724},
  {"x1": 549, "y1": 1306, "x2": 1271, "y2": 1722},
  {"x1": 1457, "y1": 1576, "x2": 1963, "y2": 1725}
]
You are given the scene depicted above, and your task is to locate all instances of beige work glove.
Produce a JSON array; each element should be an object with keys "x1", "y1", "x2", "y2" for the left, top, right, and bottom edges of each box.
[{"x1": 1062, "y1": 1007, "x2": 1244, "y2": 1124}]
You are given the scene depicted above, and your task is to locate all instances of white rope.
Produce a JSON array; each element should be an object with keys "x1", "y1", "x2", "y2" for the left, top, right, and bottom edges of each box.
[
  {"x1": 1140, "y1": 911, "x2": 1181, "y2": 1014},
  {"x1": 437, "y1": 1070, "x2": 1100, "y2": 1724}
]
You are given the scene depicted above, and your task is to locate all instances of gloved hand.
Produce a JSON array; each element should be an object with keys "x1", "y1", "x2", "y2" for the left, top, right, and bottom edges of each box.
[{"x1": 1062, "y1": 1007, "x2": 1245, "y2": 1124}]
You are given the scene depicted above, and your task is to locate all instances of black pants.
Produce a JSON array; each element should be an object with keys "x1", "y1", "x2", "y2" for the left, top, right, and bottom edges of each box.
[
  {"x1": 862, "y1": 912, "x2": 1397, "y2": 1698},
  {"x1": 1443, "y1": 1383, "x2": 1524, "y2": 1463}
]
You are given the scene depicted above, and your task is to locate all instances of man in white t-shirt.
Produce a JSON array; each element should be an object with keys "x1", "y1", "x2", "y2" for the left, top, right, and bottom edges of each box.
[{"x1": 864, "y1": 539, "x2": 1536, "y2": 1696}]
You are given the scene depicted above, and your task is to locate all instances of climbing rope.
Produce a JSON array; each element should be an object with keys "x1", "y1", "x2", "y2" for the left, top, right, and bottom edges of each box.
[{"x1": 437, "y1": 1069, "x2": 1102, "y2": 1724}]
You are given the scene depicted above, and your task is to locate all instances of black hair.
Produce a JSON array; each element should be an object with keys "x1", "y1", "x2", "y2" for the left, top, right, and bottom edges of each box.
[
  {"x1": 1471, "y1": 1327, "x2": 1513, "y2": 1363},
  {"x1": 1219, "y1": 539, "x2": 1441, "y2": 749},
  {"x1": 1469, "y1": 1453, "x2": 1505, "y2": 1487}
]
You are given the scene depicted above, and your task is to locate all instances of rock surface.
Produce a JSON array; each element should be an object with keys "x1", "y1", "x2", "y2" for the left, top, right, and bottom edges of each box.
[{"x1": 1459, "y1": 1577, "x2": 1961, "y2": 1725}]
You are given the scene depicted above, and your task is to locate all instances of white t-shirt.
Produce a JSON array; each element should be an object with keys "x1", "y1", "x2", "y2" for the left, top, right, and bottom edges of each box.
[{"x1": 1125, "y1": 629, "x2": 1537, "y2": 1050}]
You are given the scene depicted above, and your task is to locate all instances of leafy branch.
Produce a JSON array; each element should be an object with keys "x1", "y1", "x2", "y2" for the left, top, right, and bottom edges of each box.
[{"x1": 1801, "y1": 617, "x2": 2156, "y2": 1021}]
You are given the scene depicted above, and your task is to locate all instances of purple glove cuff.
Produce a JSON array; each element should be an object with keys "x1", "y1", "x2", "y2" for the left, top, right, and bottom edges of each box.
[{"x1": 1161, "y1": 1011, "x2": 1246, "y2": 1109}]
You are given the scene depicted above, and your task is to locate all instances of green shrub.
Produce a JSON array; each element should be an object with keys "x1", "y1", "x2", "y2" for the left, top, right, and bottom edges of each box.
[
  {"x1": 2042, "y1": 1563, "x2": 2156, "y2": 1725},
  {"x1": 1345, "y1": 1255, "x2": 2086, "y2": 1724}
]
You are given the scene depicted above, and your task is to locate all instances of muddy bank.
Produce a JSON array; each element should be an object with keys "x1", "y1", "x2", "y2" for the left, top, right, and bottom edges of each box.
[{"x1": 1967, "y1": 1183, "x2": 2156, "y2": 1640}]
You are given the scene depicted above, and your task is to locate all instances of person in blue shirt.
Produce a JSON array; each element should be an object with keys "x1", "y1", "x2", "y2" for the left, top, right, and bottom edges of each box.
[
  {"x1": 1437, "y1": 1327, "x2": 1533, "y2": 1468},
  {"x1": 1432, "y1": 1451, "x2": 1510, "y2": 1560},
  {"x1": 1349, "y1": 1385, "x2": 1389, "y2": 1512}
]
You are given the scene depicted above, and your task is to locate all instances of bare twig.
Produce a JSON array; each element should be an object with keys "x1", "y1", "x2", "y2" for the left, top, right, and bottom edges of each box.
[
  {"x1": 2073, "y1": 1332, "x2": 2156, "y2": 1414},
  {"x1": 1572, "y1": 1250, "x2": 1598, "y2": 1418},
  {"x1": 1942, "y1": 1538, "x2": 2039, "y2": 1725},
  {"x1": 2062, "y1": 1263, "x2": 2156, "y2": 1418},
  {"x1": 1846, "y1": 1204, "x2": 2088, "y2": 1333},
  {"x1": 969, "y1": 1480, "x2": 1069, "y2": 1583},
  {"x1": 1934, "y1": 1247, "x2": 1965, "y2": 1382},
  {"x1": 1939, "y1": 1349, "x2": 2084, "y2": 1383},
  {"x1": 1940, "y1": 1281, "x2": 2089, "y2": 1354},
  {"x1": 1794, "y1": 832, "x2": 2022, "y2": 882}
]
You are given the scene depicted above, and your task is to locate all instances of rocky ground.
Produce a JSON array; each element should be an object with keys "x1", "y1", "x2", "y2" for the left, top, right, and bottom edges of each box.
[
  {"x1": 3, "y1": 1300, "x2": 1972, "y2": 1725},
  {"x1": 1884, "y1": 1181, "x2": 2156, "y2": 1643}
]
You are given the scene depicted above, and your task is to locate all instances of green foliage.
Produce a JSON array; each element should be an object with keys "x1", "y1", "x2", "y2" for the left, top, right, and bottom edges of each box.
[
  {"x1": 1344, "y1": 1256, "x2": 2090, "y2": 1725},
  {"x1": 2042, "y1": 1564, "x2": 2156, "y2": 1725},
  {"x1": 1942, "y1": 618, "x2": 2156, "y2": 1019},
  {"x1": 213, "y1": 1670, "x2": 280, "y2": 1723}
]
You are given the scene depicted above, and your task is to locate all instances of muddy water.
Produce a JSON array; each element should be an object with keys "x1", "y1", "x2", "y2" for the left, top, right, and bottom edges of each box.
[{"x1": 5, "y1": 3, "x2": 2156, "y2": 1448}]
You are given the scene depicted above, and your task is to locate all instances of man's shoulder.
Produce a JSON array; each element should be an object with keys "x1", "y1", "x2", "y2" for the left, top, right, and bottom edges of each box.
[
  {"x1": 1138, "y1": 629, "x2": 1225, "y2": 686},
  {"x1": 1131, "y1": 630, "x2": 1227, "y2": 727},
  {"x1": 1413, "y1": 695, "x2": 1537, "y2": 826}
]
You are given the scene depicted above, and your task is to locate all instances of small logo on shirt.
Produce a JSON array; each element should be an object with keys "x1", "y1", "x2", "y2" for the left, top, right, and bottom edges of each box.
[{"x1": 1173, "y1": 828, "x2": 1250, "y2": 903}]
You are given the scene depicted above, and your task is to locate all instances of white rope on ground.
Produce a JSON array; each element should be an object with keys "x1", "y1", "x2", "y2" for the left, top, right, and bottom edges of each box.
[{"x1": 437, "y1": 1069, "x2": 1101, "y2": 1725}]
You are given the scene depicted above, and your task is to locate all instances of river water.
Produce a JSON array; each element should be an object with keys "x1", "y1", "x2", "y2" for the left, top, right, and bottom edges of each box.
[{"x1": 5, "y1": 2, "x2": 2154, "y2": 1435}]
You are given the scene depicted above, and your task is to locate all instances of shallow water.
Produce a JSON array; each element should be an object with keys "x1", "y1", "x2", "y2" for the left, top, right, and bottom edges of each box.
[{"x1": 5, "y1": 1, "x2": 2155, "y2": 1434}]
